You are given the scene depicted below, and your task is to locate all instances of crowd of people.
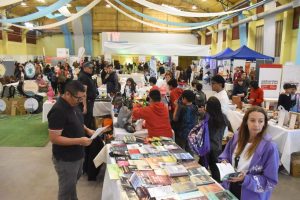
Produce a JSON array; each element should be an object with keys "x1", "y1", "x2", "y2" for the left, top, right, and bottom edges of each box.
[{"x1": 0, "y1": 59, "x2": 283, "y2": 199}]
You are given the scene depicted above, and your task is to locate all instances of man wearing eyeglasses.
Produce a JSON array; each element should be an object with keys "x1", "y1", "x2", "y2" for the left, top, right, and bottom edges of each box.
[{"x1": 47, "y1": 80, "x2": 94, "y2": 200}]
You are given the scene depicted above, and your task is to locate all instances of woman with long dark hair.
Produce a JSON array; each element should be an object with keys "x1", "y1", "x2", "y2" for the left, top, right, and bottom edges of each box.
[
  {"x1": 199, "y1": 96, "x2": 231, "y2": 182},
  {"x1": 123, "y1": 78, "x2": 136, "y2": 99},
  {"x1": 219, "y1": 106, "x2": 279, "y2": 200}
]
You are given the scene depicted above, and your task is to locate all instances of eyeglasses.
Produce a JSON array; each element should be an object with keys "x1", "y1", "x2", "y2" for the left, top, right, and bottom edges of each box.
[{"x1": 71, "y1": 93, "x2": 85, "y2": 102}]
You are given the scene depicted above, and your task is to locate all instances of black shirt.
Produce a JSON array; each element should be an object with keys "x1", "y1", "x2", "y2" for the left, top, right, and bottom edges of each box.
[
  {"x1": 78, "y1": 70, "x2": 98, "y2": 100},
  {"x1": 48, "y1": 97, "x2": 85, "y2": 161},
  {"x1": 278, "y1": 93, "x2": 292, "y2": 111}
]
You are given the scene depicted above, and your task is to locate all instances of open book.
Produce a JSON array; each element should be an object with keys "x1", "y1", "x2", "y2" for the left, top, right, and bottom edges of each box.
[
  {"x1": 216, "y1": 163, "x2": 240, "y2": 181},
  {"x1": 90, "y1": 126, "x2": 109, "y2": 140}
]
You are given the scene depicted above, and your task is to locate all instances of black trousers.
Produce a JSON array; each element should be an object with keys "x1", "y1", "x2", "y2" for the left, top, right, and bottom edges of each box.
[
  {"x1": 199, "y1": 150, "x2": 222, "y2": 183},
  {"x1": 81, "y1": 100, "x2": 104, "y2": 180},
  {"x1": 229, "y1": 182, "x2": 242, "y2": 199}
]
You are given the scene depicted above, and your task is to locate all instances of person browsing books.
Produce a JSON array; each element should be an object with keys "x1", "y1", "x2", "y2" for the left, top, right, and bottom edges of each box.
[
  {"x1": 132, "y1": 90, "x2": 173, "y2": 138},
  {"x1": 219, "y1": 106, "x2": 279, "y2": 200},
  {"x1": 47, "y1": 81, "x2": 96, "y2": 200},
  {"x1": 198, "y1": 97, "x2": 231, "y2": 183},
  {"x1": 173, "y1": 90, "x2": 199, "y2": 152}
]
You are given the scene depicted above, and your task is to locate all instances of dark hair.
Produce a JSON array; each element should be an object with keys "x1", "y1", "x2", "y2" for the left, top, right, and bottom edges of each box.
[
  {"x1": 83, "y1": 62, "x2": 94, "y2": 68},
  {"x1": 65, "y1": 80, "x2": 85, "y2": 96},
  {"x1": 236, "y1": 106, "x2": 268, "y2": 159},
  {"x1": 149, "y1": 77, "x2": 157, "y2": 85},
  {"x1": 149, "y1": 90, "x2": 161, "y2": 102},
  {"x1": 181, "y1": 90, "x2": 195, "y2": 103},
  {"x1": 206, "y1": 96, "x2": 225, "y2": 129},
  {"x1": 196, "y1": 83, "x2": 203, "y2": 91},
  {"x1": 126, "y1": 78, "x2": 136, "y2": 93},
  {"x1": 167, "y1": 79, "x2": 178, "y2": 88},
  {"x1": 291, "y1": 84, "x2": 297, "y2": 89},
  {"x1": 250, "y1": 80, "x2": 259, "y2": 89},
  {"x1": 211, "y1": 75, "x2": 225, "y2": 88},
  {"x1": 283, "y1": 83, "x2": 293, "y2": 90},
  {"x1": 107, "y1": 64, "x2": 113, "y2": 68},
  {"x1": 236, "y1": 78, "x2": 243, "y2": 82}
]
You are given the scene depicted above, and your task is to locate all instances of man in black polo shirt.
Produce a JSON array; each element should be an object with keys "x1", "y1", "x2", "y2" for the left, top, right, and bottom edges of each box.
[
  {"x1": 48, "y1": 80, "x2": 94, "y2": 200},
  {"x1": 78, "y1": 62, "x2": 98, "y2": 129}
]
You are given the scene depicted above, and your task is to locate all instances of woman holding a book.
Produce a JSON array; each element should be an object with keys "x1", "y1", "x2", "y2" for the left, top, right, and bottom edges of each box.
[{"x1": 219, "y1": 106, "x2": 279, "y2": 200}]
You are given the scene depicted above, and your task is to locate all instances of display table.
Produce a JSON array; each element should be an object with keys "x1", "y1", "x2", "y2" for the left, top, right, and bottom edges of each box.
[
  {"x1": 228, "y1": 110, "x2": 300, "y2": 173},
  {"x1": 42, "y1": 100, "x2": 55, "y2": 122}
]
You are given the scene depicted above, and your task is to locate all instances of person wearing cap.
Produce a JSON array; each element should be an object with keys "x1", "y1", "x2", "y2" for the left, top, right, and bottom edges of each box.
[
  {"x1": 78, "y1": 62, "x2": 102, "y2": 181},
  {"x1": 211, "y1": 75, "x2": 230, "y2": 114}
]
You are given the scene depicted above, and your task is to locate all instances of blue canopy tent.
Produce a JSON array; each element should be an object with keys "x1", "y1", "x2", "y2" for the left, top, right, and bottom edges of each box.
[
  {"x1": 210, "y1": 48, "x2": 234, "y2": 59},
  {"x1": 217, "y1": 45, "x2": 274, "y2": 61}
]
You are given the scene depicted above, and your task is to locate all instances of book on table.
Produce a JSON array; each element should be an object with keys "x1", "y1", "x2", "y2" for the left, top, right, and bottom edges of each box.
[
  {"x1": 208, "y1": 190, "x2": 238, "y2": 200},
  {"x1": 171, "y1": 181, "x2": 198, "y2": 194},
  {"x1": 216, "y1": 163, "x2": 240, "y2": 181},
  {"x1": 164, "y1": 164, "x2": 189, "y2": 177},
  {"x1": 190, "y1": 174, "x2": 215, "y2": 186},
  {"x1": 188, "y1": 167, "x2": 211, "y2": 176}
]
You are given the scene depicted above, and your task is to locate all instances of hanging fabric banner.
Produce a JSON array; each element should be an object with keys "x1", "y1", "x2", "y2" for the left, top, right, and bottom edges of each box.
[
  {"x1": 239, "y1": 14, "x2": 247, "y2": 47},
  {"x1": 0, "y1": 0, "x2": 22, "y2": 8},
  {"x1": 72, "y1": 17, "x2": 84, "y2": 56},
  {"x1": 76, "y1": 7, "x2": 93, "y2": 56},
  {"x1": 0, "y1": 0, "x2": 72, "y2": 23},
  {"x1": 57, "y1": 16, "x2": 74, "y2": 55},
  {"x1": 132, "y1": 0, "x2": 271, "y2": 18},
  {"x1": 9, "y1": 0, "x2": 101, "y2": 30}
]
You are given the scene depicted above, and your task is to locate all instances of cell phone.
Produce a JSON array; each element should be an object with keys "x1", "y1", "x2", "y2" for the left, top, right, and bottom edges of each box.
[{"x1": 228, "y1": 172, "x2": 241, "y2": 179}]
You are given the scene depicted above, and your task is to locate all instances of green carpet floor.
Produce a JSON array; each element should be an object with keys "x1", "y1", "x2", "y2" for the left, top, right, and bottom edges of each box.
[{"x1": 0, "y1": 114, "x2": 49, "y2": 147}]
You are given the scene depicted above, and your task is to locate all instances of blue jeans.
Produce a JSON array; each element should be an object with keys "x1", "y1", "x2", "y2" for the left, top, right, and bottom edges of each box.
[{"x1": 53, "y1": 157, "x2": 84, "y2": 200}]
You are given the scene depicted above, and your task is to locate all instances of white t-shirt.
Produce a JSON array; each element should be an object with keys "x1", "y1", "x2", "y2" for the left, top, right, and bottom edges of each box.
[
  {"x1": 232, "y1": 143, "x2": 254, "y2": 172},
  {"x1": 214, "y1": 89, "x2": 230, "y2": 114}
]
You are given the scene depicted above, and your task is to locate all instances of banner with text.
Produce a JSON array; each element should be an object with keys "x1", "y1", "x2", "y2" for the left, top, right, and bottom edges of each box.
[{"x1": 259, "y1": 64, "x2": 282, "y2": 98}]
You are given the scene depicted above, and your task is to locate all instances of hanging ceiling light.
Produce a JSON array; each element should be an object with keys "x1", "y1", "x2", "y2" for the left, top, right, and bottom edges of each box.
[
  {"x1": 21, "y1": 2, "x2": 27, "y2": 6},
  {"x1": 36, "y1": 0, "x2": 45, "y2": 3},
  {"x1": 106, "y1": 4, "x2": 111, "y2": 8},
  {"x1": 192, "y1": 5, "x2": 197, "y2": 10}
]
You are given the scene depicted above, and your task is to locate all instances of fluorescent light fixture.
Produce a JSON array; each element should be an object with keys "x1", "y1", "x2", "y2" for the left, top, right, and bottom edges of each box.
[
  {"x1": 21, "y1": 2, "x2": 27, "y2": 6},
  {"x1": 161, "y1": 4, "x2": 181, "y2": 12},
  {"x1": 66, "y1": 3, "x2": 72, "y2": 8},
  {"x1": 192, "y1": 5, "x2": 197, "y2": 10},
  {"x1": 106, "y1": 4, "x2": 111, "y2": 8},
  {"x1": 24, "y1": 22, "x2": 34, "y2": 28}
]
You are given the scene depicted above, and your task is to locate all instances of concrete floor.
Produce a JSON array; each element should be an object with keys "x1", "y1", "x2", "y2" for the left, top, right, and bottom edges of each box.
[{"x1": 0, "y1": 142, "x2": 299, "y2": 200}]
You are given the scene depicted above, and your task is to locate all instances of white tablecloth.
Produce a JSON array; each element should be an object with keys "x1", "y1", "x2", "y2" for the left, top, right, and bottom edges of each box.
[
  {"x1": 228, "y1": 110, "x2": 300, "y2": 173},
  {"x1": 93, "y1": 101, "x2": 112, "y2": 117},
  {"x1": 42, "y1": 100, "x2": 55, "y2": 122},
  {"x1": 93, "y1": 144, "x2": 129, "y2": 200}
]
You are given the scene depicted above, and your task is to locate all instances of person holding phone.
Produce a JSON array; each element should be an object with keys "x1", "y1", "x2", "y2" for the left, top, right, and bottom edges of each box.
[{"x1": 219, "y1": 106, "x2": 279, "y2": 200}]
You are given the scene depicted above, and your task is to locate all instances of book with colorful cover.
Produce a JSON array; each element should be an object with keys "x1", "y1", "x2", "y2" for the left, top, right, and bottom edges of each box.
[
  {"x1": 164, "y1": 164, "x2": 189, "y2": 177},
  {"x1": 209, "y1": 190, "x2": 238, "y2": 200},
  {"x1": 178, "y1": 190, "x2": 208, "y2": 200},
  {"x1": 127, "y1": 144, "x2": 141, "y2": 149},
  {"x1": 128, "y1": 149, "x2": 141, "y2": 155},
  {"x1": 123, "y1": 135, "x2": 136, "y2": 144},
  {"x1": 107, "y1": 164, "x2": 123, "y2": 179},
  {"x1": 171, "y1": 181, "x2": 198, "y2": 194},
  {"x1": 197, "y1": 183, "x2": 224, "y2": 195},
  {"x1": 130, "y1": 154, "x2": 144, "y2": 160},
  {"x1": 123, "y1": 187, "x2": 139, "y2": 200},
  {"x1": 159, "y1": 151, "x2": 171, "y2": 157},
  {"x1": 182, "y1": 161, "x2": 201, "y2": 170},
  {"x1": 148, "y1": 174, "x2": 172, "y2": 186},
  {"x1": 120, "y1": 174, "x2": 133, "y2": 189},
  {"x1": 170, "y1": 176, "x2": 191, "y2": 184},
  {"x1": 121, "y1": 165, "x2": 138, "y2": 174},
  {"x1": 173, "y1": 153, "x2": 194, "y2": 161},
  {"x1": 147, "y1": 185, "x2": 176, "y2": 199},
  {"x1": 188, "y1": 167, "x2": 211, "y2": 176},
  {"x1": 117, "y1": 160, "x2": 129, "y2": 167},
  {"x1": 161, "y1": 155, "x2": 177, "y2": 163},
  {"x1": 190, "y1": 175, "x2": 215, "y2": 186},
  {"x1": 145, "y1": 157, "x2": 164, "y2": 169},
  {"x1": 154, "y1": 168, "x2": 168, "y2": 176},
  {"x1": 143, "y1": 144, "x2": 159, "y2": 154},
  {"x1": 110, "y1": 145, "x2": 128, "y2": 156}
]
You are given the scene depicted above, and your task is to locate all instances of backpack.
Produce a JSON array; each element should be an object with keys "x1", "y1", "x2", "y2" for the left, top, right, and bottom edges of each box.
[{"x1": 188, "y1": 114, "x2": 210, "y2": 159}]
